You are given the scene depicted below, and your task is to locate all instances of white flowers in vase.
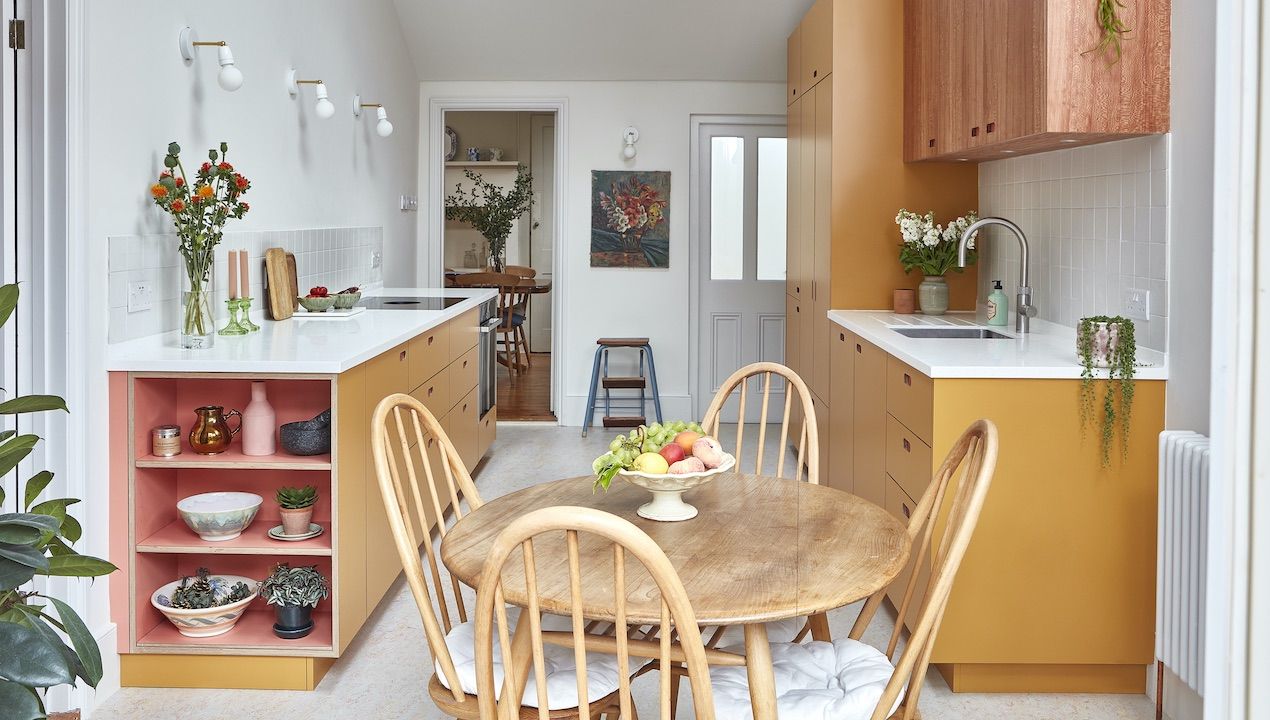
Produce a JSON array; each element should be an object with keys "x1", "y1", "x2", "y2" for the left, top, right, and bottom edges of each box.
[{"x1": 895, "y1": 209, "x2": 980, "y2": 276}]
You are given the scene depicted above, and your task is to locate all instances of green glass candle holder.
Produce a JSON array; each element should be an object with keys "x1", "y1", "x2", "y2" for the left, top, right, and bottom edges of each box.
[
  {"x1": 219, "y1": 298, "x2": 248, "y2": 336},
  {"x1": 238, "y1": 297, "x2": 261, "y2": 332}
]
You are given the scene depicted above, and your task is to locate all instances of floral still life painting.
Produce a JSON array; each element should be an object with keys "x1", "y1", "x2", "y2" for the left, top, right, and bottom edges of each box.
[{"x1": 591, "y1": 170, "x2": 670, "y2": 268}]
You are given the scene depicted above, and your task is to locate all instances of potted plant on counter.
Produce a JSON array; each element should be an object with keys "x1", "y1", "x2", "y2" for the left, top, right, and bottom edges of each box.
[
  {"x1": 275, "y1": 485, "x2": 318, "y2": 537},
  {"x1": 1077, "y1": 316, "x2": 1138, "y2": 466},
  {"x1": 260, "y1": 563, "x2": 329, "y2": 639},
  {"x1": 895, "y1": 209, "x2": 980, "y2": 315}
]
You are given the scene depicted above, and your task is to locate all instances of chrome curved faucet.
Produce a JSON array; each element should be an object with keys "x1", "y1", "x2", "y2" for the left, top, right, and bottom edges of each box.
[{"x1": 958, "y1": 216, "x2": 1037, "y2": 333}]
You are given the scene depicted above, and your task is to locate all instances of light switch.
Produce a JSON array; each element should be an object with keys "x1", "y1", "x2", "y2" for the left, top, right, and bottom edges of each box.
[{"x1": 128, "y1": 281, "x2": 154, "y2": 313}]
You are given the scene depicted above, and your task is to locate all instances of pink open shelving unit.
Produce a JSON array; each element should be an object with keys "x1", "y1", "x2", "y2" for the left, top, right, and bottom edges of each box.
[{"x1": 115, "y1": 373, "x2": 342, "y2": 658}]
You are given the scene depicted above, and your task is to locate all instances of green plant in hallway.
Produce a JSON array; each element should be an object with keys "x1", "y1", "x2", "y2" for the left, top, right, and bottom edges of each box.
[
  {"x1": 260, "y1": 563, "x2": 329, "y2": 639},
  {"x1": 1077, "y1": 316, "x2": 1137, "y2": 466},
  {"x1": 0, "y1": 284, "x2": 117, "y2": 719},
  {"x1": 895, "y1": 209, "x2": 979, "y2": 315},
  {"x1": 444, "y1": 165, "x2": 533, "y2": 272}
]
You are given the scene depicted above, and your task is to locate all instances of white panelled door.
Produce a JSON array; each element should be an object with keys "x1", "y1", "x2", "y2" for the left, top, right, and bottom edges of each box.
[
  {"x1": 528, "y1": 113, "x2": 554, "y2": 354},
  {"x1": 695, "y1": 121, "x2": 787, "y2": 421}
]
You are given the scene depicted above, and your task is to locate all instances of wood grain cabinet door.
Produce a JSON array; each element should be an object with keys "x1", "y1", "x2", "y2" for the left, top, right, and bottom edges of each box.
[
  {"x1": 828, "y1": 328, "x2": 855, "y2": 493},
  {"x1": 810, "y1": 77, "x2": 833, "y2": 404},
  {"x1": 786, "y1": 98, "x2": 802, "y2": 299},
  {"x1": 851, "y1": 338, "x2": 887, "y2": 506},
  {"x1": 787, "y1": 24, "x2": 801, "y2": 105},
  {"x1": 801, "y1": 0, "x2": 833, "y2": 89}
]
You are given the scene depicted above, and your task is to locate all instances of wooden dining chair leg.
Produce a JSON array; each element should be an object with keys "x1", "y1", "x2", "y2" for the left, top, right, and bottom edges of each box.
[
  {"x1": 518, "y1": 326, "x2": 532, "y2": 368},
  {"x1": 668, "y1": 667, "x2": 682, "y2": 720},
  {"x1": 807, "y1": 612, "x2": 832, "y2": 642}
]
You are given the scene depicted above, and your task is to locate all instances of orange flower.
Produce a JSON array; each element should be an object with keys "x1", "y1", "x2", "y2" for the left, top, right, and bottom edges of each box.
[
  {"x1": 196, "y1": 185, "x2": 214, "y2": 199},
  {"x1": 174, "y1": 176, "x2": 185, "y2": 187},
  {"x1": 218, "y1": 162, "x2": 232, "y2": 172},
  {"x1": 150, "y1": 184, "x2": 168, "y2": 199},
  {"x1": 170, "y1": 199, "x2": 186, "y2": 212},
  {"x1": 234, "y1": 174, "x2": 248, "y2": 190}
]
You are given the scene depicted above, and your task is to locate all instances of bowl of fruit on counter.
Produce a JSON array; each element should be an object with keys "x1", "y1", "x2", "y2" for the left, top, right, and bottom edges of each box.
[{"x1": 592, "y1": 421, "x2": 735, "y2": 522}]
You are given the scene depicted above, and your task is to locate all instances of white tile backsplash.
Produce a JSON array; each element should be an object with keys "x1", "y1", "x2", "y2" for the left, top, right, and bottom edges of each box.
[
  {"x1": 977, "y1": 136, "x2": 1170, "y2": 351},
  {"x1": 107, "y1": 227, "x2": 384, "y2": 343}
]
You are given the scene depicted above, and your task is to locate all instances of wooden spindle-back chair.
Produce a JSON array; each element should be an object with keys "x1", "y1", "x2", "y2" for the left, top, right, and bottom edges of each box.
[
  {"x1": 700, "y1": 362, "x2": 819, "y2": 484},
  {"x1": 847, "y1": 419, "x2": 999, "y2": 719},
  {"x1": 474, "y1": 506, "x2": 721, "y2": 720},
  {"x1": 453, "y1": 271, "x2": 533, "y2": 373}
]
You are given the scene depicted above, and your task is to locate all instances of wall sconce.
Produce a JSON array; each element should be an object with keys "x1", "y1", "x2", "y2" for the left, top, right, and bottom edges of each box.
[
  {"x1": 286, "y1": 69, "x2": 334, "y2": 119},
  {"x1": 622, "y1": 126, "x2": 640, "y2": 160},
  {"x1": 352, "y1": 95, "x2": 394, "y2": 137},
  {"x1": 178, "y1": 27, "x2": 243, "y2": 91}
]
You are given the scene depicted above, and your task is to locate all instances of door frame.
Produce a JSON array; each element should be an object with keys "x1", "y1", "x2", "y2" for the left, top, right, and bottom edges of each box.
[
  {"x1": 687, "y1": 113, "x2": 786, "y2": 418},
  {"x1": 424, "y1": 97, "x2": 568, "y2": 423}
]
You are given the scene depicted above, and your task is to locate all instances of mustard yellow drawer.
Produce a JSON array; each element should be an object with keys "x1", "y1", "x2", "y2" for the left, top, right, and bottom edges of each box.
[
  {"x1": 884, "y1": 473, "x2": 928, "y2": 631},
  {"x1": 448, "y1": 345, "x2": 479, "y2": 410},
  {"x1": 478, "y1": 405, "x2": 497, "y2": 459},
  {"x1": 449, "y1": 308, "x2": 480, "y2": 362},
  {"x1": 411, "y1": 363, "x2": 451, "y2": 420},
  {"x1": 886, "y1": 413, "x2": 933, "y2": 503},
  {"x1": 445, "y1": 387, "x2": 479, "y2": 471},
  {"x1": 886, "y1": 355, "x2": 933, "y2": 444},
  {"x1": 408, "y1": 323, "x2": 449, "y2": 391}
]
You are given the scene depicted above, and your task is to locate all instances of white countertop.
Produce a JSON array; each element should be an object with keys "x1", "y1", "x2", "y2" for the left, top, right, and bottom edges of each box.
[
  {"x1": 827, "y1": 310, "x2": 1168, "y2": 380},
  {"x1": 106, "y1": 288, "x2": 497, "y2": 374}
]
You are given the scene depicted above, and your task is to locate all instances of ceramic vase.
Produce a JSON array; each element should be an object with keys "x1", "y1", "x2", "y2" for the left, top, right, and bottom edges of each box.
[
  {"x1": 241, "y1": 381, "x2": 276, "y2": 456},
  {"x1": 918, "y1": 275, "x2": 949, "y2": 315}
]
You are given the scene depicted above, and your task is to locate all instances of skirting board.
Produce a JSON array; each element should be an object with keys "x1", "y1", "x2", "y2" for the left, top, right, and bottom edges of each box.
[{"x1": 935, "y1": 662, "x2": 1148, "y2": 694}]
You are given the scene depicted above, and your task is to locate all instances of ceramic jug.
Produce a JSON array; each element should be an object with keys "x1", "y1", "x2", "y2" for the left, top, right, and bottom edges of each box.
[
  {"x1": 189, "y1": 406, "x2": 242, "y2": 455},
  {"x1": 241, "y1": 382, "x2": 277, "y2": 456}
]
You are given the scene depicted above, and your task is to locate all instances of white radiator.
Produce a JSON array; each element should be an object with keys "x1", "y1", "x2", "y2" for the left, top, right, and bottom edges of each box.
[{"x1": 1156, "y1": 431, "x2": 1210, "y2": 697}]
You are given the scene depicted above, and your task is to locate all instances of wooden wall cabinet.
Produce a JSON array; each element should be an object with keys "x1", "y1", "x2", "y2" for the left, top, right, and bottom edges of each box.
[
  {"x1": 801, "y1": 0, "x2": 833, "y2": 90},
  {"x1": 827, "y1": 328, "x2": 855, "y2": 494},
  {"x1": 905, "y1": 0, "x2": 1169, "y2": 162},
  {"x1": 787, "y1": 24, "x2": 802, "y2": 106}
]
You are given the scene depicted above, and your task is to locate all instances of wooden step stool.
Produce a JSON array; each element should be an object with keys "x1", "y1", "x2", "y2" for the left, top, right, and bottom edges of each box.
[{"x1": 581, "y1": 338, "x2": 663, "y2": 437}]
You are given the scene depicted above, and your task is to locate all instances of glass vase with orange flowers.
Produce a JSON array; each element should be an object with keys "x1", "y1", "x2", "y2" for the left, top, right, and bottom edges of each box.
[{"x1": 150, "y1": 141, "x2": 251, "y2": 348}]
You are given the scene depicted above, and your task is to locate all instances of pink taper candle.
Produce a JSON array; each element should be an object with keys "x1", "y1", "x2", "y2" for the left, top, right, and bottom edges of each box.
[
  {"x1": 238, "y1": 249, "x2": 250, "y2": 298},
  {"x1": 227, "y1": 250, "x2": 239, "y2": 299}
]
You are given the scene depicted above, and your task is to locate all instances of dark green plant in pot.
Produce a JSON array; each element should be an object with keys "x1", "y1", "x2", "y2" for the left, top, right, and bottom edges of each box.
[
  {"x1": 259, "y1": 563, "x2": 328, "y2": 640},
  {"x1": 1077, "y1": 315, "x2": 1137, "y2": 466},
  {"x1": 0, "y1": 284, "x2": 117, "y2": 718}
]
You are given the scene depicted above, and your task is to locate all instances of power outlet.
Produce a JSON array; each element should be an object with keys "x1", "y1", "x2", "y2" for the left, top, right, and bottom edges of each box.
[
  {"x1": 1123, "y1": 287, "x2": 1150, "y2": 320},
  {"x1": 370, "y1": 251, "x2": 383, "y2": 269},
  {"x1": 127, "y1": 281, "x2": 154, "y2": 313}
]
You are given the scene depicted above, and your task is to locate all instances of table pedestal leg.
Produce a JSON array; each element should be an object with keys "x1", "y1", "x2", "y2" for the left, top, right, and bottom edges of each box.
[{"x1": 743, "y1": 623, "x2": 778, "y2": 720}]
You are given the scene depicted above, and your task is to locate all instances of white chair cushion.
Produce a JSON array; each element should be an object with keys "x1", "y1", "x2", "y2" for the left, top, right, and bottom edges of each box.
[
  {"x1": 436, "y1": 609, "x2": 639, "y2": 710},
  {"x1": 709, "y1": 639, "x2": 903, "y2": 720},
  {"x1": 711, "y1": 616, "x2": 809, "y2": 647}
]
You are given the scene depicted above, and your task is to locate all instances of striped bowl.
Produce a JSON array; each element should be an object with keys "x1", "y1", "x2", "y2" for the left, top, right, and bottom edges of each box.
[{"x1": 151, "y1": 575, "x2": 258, "y2": 637}]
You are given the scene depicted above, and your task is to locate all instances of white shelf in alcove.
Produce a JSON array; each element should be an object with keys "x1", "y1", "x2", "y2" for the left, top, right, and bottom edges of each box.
[{"x1": 445, "y1": 161, "x2": 520, "y2": 167}]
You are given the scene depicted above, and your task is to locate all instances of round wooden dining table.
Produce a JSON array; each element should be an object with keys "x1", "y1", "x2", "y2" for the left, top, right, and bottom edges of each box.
[{"x1": 441, "y1": 473, "x2": 910, "y2": 720}]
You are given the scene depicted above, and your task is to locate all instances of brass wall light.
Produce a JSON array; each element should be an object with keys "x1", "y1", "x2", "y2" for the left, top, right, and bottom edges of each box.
[
  {"x1": 352, "y1": 94, "x2": 394, "y2": 137},
  {"x1": 286, "y1": 69, "x2": 334, "y2": 119},
  {"x1": 178, "y1": 27, "x2": 243, "y2": 91}
]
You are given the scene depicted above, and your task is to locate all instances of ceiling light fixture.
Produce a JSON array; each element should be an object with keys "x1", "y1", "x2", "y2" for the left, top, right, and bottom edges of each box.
[
  {"x1": 622, "y1": 126, "x2": 639, "y2": 160},
  {"x1": 178, "y1": 27, "x2": 243, "y2": 91},
  {"x1": 353, "y1": 95, "x2": 394, "y2": 137},
  {"x1": 286, "y1": 69, "x2": 334, "y2": 119}
]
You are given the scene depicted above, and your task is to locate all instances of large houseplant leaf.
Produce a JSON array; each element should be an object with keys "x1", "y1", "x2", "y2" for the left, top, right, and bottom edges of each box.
[
  {"x1": 22, "y1": 471, "x2": 53, "y2": 510},
  {"x1": 48, "y1": 597, "x2": 103, "y2": 687},
  {"x1": 0, "y1": 622, "x2": 75, "y2": 686},
  {"x1": 0, "y1": 556, "x2": 37, "y2": 590},
  {"x1": 0, "y1": 542, "x2": 49, "y2": 571},
  {"x1": 0, "y1": 395, "x2": 68, "y2": 415},
  {"x1": 0, "y1": 522, "x2": 42, "y2": 545},
  {"x1": 42, "y1": 554, "x2": 116, "y2": 578},
  {"x1": 0, "y1": 513, "x2": 62, "y2": 533},
  {"x1": 0, "y1": 679, "x2": 43, "y2": 720},
  {"x1": 0, "y1": 434, "x2": 39, "y2": 478}
]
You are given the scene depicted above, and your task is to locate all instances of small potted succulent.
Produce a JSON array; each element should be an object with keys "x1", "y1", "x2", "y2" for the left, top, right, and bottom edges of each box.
[
  {"x1": 276, "y1": 484, "x2": 318, "y2": 536},
  {"x1": 260, "y1": 563, "x2": 329, "y2": 639},
  {"x1": 1077, "y1": 316, "x2": 1138, "y2": 466}
]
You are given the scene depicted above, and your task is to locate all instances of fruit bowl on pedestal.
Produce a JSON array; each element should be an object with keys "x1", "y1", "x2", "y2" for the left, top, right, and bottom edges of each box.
[{"x1": 619, "y1": 452, "x2": 735, "y2": 521}]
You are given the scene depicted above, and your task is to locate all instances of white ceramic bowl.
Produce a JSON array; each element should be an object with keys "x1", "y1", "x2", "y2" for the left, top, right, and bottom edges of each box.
[
  {"x1": 177, "y1": 492, "x2": 262, "y2": 542},
  {"x1": 150, "y1": 574, "x2": 258, "y2": 637},
  {"x1": 619, "y1": 452, "x2": 736, "y2": 521}
]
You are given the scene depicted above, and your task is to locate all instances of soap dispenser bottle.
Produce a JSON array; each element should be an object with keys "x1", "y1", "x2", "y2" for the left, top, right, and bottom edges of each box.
[{"x1": 987, "y1": 280, "x2": 1008, "y2": 326}]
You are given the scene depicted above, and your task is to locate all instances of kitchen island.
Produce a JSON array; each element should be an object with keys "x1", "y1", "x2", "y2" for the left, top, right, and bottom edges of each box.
[
  {"x1": 827, "y1": 310, "x2": 1165, "y2": 693},
  {"x1": 106, "y1": 288, "x2": 497, "y2": 690}
]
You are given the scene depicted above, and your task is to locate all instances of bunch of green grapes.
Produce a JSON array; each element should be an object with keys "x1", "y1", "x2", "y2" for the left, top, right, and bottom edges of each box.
[{"x1": 591, "y1": 420, "x2": 705, "y2": 490}]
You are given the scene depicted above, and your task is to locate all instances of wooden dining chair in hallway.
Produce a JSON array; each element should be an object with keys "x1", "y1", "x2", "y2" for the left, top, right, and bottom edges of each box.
[
  {"x1": 504, "y1": 265, "x2": 538, "y2": 279},
  {"x1": 701, "y1": 361, "x2": 820, "y2": 484},
  {"x1": 706, "y1": 419, "x2": 1000, "y2": 720},
  {"x1": 473, "y1": 506, "x2": 720, "y2": 720},
  {"x1": 453, "y1": 272, "x2": 533, "y2": 374}
]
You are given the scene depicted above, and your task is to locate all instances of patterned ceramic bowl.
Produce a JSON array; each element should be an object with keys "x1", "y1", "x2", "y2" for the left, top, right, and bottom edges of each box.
[
  {"x1": 619, "y1": 453, "x2": 736, "y2": 522},
  {"x1": 151, "y1": 575, "x2": 258, "y2": 637},
  {"x1": 177, "y1": 492, "x2": 262, "y2": 542},
  {"x1": 333, "y1": 291, "x2": 362, "y2": 309},
  {"x1": 298, "y1": 296, "x2": 335, "y2": 313}
]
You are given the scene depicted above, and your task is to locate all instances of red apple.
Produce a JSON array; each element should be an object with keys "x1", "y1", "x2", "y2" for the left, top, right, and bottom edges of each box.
[{"x1": 659, "y1": 442, "x2": 686, "y2": 465}]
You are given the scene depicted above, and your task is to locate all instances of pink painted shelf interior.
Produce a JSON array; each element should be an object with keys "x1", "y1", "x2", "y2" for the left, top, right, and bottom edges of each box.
[
  {"x1": 137, "y1": 519, "x2": 332, "y2": 556},
  {"x1": 124, "y1": 375, "x2": 339, "y2": 657}
]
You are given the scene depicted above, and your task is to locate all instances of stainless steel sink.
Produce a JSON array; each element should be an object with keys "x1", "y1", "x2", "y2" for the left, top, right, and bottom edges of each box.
[{"x1": 891, "y1": 327, "x2": 1012, "y2": 339}]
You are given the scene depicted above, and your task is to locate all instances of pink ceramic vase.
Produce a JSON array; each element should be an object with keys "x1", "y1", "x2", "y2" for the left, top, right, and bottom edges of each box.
[{"x1": 241, "y1": 381, "x2": 276, "y2": 456}]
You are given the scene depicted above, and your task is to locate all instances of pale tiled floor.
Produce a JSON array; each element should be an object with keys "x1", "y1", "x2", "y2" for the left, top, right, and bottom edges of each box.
[{"x1": 95, "y1": 424, "x2": 1155, "y2": 719}]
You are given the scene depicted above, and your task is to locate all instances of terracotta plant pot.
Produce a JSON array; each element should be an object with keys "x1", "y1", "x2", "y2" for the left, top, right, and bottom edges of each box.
[{"x1": 279, "y1": 506, "x2": 314, "y2": 536}]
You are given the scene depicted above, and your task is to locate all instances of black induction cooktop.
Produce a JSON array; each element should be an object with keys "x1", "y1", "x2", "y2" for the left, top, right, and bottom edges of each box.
[{"x1": 358, "y1": 296, "x2": 466, "y2": 311}]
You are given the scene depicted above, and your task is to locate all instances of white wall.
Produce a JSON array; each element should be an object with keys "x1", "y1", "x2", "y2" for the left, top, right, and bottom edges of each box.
[
  {"x1": 80, "y1": 0, "x2": 417, "y2": 710},
  {"x1": 418, "y1": 81, "x2": 787, "y2": 425}
]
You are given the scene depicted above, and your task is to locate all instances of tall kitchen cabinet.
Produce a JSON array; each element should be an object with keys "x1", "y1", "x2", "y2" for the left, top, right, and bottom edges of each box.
[
  {"x1": 904, "y1": 0, "x2": 1170, "y2": 162},
  {"x1": 785, "y1": 0, "x2": 833, "y2": 479}
]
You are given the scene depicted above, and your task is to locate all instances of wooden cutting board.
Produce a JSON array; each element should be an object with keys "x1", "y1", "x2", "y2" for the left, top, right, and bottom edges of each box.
[
  {"x1": 285, "y1": 254, "x2": 299, "y2": 312},
  {"x1": 264, "y1": 248, "x2": 296, "y2": 320}
]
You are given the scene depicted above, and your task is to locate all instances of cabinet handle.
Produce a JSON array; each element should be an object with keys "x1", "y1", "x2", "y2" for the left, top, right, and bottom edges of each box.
[
  {"x1": 428, "y1": 335, "x2": 435, "y2": 345},
  {"x1": 839, "y1": 333, "x2": 845, "y2": 342},
  {"x1": 927, "y1": 138, "x2": 935, "y2": 148},
  {"x1": 986, "y1": 122, "x2": 995, "y2": 134},
  {"x1": 795, "y1": 306, "x2": 800, "y2": 313},
  {"x1": 796, "y1": 285, "x2": 801, "y2": 294},
  {"x1": 856, "y1": 344, "x2": 862, "y2": 353},
  {"x1": 903, "y1": 438, "x2": 911, "y2": 452},
  {"x1": 399, "y1": 350, "x2": 408, "y2": 361},
  {"x1": 812, "y1": 69, "x2": 818, "y2": 78},
  {"x1": 971, "y1": 126, "x2": 980, "y2": 138},
  {"x1": 904, "y1": 373, "x2": 912, "y2": 386},
  {"x1": 427, "y1": 386, "x2": 434, "y2": 396},
  {"x1": 463, "y1": 359, "x2": 469, "y2": 369},
  {"x1": 902, "y1": 503, "x2": 911, "y2": 519},
  {"x1": 463, "y1": 403, "x2": 469, "y2": 412}
]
